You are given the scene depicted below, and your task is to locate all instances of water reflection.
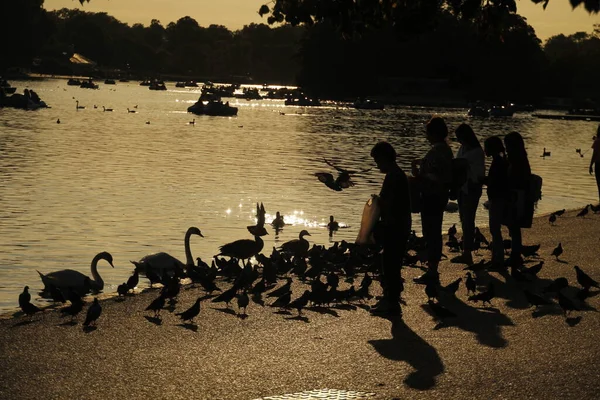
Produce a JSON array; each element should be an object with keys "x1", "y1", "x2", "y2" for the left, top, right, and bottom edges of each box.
[{"x1": 0, "y1": 79, "x2": 597, "y2": 311}]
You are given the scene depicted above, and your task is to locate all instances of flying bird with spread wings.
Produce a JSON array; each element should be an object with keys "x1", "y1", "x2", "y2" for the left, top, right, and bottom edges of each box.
[{"x1": 314, "y1": 158, "x2": 371, "y2": 191}]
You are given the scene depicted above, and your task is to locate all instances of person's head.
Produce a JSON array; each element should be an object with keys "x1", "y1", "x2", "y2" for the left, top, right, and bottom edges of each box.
[
  {"x1": 371, "y1": 141, "x2": 397, "y2": 173},
  {"x1": 426, "y1": 117, "x2": 448, "y2": 143},
  {"x1": 455, "y1": 123, "x2": 481, "y2": 149},
  {"x1": 504, "y1": 131, "x2": 527, "y2": 159},
  {"x1": 484, "y1": 136, "x2": 505, "y2": 157},
  {"x1": 329, "y1": 215, "x2": 334, "y2": 222}
]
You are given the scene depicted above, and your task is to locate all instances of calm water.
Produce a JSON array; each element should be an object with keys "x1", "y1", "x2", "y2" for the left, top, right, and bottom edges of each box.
[{"x1": 0, "y1": 79, "x2": 597, "y2": 312}]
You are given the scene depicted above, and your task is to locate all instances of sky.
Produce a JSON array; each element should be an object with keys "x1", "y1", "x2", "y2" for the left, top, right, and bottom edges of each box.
[{"x1": 43, "y1": 0, "x2": 598, "y2": 41}]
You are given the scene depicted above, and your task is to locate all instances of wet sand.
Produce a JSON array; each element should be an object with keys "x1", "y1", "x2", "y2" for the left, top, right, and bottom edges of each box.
[{"x1": 1, "y1": 208, "x2": 599, "y2": 400}]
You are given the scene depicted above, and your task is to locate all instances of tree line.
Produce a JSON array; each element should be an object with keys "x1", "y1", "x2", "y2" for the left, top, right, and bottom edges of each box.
[{"x1": 1, "y1": 1, "x2": 599, "y2": 104}]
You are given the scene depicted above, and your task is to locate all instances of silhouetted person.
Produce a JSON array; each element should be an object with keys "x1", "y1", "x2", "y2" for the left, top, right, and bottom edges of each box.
[
  {"x1": 412, "y1": 117, "x2": 453, "y2": 284},
  {"x1": 369, "y1": 141, "x2": 411, "y2": 316},
  {"x1": 484, "y1": 136, "x2": 509, "y2": 269},
  {"x1": 590, "y1": 126, "x2": 600, "y2": 204},
  {"x1": 452, "y1": 124, "x2": 485, "y2": 266},
  {"x1": 504, "y1": 131, "x2": 532, "y2": 266},
  {"x1": 327, "y1": 215, "x2": 339, "y2": 236}
]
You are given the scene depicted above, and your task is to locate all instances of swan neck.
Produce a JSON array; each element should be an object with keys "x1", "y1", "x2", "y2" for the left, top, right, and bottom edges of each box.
[
  {"x1": 91, "y1": 254, "x2": 103, "y2": 286},
  {"x1": 184, "y1": 230, "x2": 194, "y2": 266}
]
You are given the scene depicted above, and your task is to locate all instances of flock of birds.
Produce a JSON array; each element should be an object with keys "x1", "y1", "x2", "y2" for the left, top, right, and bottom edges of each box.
[{"x1": 16, "y1": 200, "x2": 600, "y2": 331}]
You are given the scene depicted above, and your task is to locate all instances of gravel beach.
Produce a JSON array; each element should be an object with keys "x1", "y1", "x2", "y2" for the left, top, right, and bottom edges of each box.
[{"x1": 1, "y1": 208, "x2": 599, "y2": 400}]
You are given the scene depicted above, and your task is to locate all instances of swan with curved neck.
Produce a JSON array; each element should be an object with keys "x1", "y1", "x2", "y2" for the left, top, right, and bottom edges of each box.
[
  {"x1": 38, "y1": 251, "x2": 115, "y2": 294},
  {"x1": 131, "y1": 226, "x2": 203, "y2": 275}
]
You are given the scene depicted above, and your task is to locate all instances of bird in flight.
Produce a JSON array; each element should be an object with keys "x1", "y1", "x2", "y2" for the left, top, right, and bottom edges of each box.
[{"x1": 314, "y1": 158, "x2": 370, "y2": 191}]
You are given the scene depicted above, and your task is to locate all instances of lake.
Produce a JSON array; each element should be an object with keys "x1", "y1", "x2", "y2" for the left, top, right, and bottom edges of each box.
[{"x1": 0, "y1": 78, "x2": 597, "y2": 312}]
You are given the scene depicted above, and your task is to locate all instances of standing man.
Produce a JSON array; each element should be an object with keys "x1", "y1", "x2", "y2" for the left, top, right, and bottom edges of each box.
[
  {"x1": 412, "y1": 117, "x2": 454, "y2": 284},
  {"x1": 369, "y1": 141, "x2": 412, "y2": 317}
]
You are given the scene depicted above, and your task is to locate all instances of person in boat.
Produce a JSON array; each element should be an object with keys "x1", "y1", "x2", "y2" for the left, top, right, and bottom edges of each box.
[
  {"x1": 412, "y1": 117, "x2": 453, "y2": 284},
  {"x1": 369, "y1": 141, "x2": 411, "y2": 317},
  {"x1": 589, "y1": 125, "x2": 600, "y2": 204},
  {"x1": 451, "y1": 124, "x2": 485, "y2": 266}
]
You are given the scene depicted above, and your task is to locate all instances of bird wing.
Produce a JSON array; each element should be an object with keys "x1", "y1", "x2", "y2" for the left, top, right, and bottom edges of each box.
[{"x1": 323, "y1": 158, "x2": 348, "y2": 173}]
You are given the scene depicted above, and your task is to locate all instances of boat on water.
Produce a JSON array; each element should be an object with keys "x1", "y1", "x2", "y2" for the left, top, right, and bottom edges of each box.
[
  {"x1": 489, "y1": 105, "x2": 514, "y2": 117},
  {"x1": 187, "y1": 99, "x2": 238, "y2": 116},
  {"x1": 80, "y1": 79, "x2": 99, "y2": 89},
  {"x1": 67, "y1": 78, "x2": 82, "y2": 86},
  {"x1": 467, "y1": 105, "x2": 490, "y2": 117},
  {"x1": 149, "y1": 82, "x2": 167, "y2": 90},
  {"x1": 234, "y1": 87, "x2": 262, "y2": 100},
  {"x1": 104, "y1": 79, "x2": 116, "y2": 85},
  {"x1": 353, "y1": 98, "x2": 384, "y2": 110},
  {"x1": 1, "y1": 90, "x2": 48, "y2": 110}
]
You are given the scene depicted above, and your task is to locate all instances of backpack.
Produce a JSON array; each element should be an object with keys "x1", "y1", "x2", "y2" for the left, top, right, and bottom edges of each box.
[
  {"x1": 529, "y1": 174, "x2": 543, "y2": 204},
  {"x1": 448, "y1": 157, "x2": 470, "y2": 200}
]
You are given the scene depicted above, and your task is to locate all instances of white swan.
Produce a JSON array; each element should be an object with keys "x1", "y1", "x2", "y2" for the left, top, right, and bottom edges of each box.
[
  {"x1": 131, "y1": 227, "x2": 203, "y2": 276},
  {"x1": 37, "y1": 251, "x2": 115, "y2": 294}
]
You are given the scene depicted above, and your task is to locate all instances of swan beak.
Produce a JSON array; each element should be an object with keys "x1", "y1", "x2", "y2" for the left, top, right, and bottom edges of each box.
[
  {"x1": 109, "y1": 261, "x2": 115, "y2": 268},
  {"x1": 199, "y1": 232, "x2": 205, "y2": 238}
]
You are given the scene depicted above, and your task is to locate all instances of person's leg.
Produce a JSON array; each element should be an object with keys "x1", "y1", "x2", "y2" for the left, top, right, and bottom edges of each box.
[
  {"x1": 508, "y1": 225, "x2": 522, "y2": 264},
  {"x1": 372, "y1": 235, "x2": 405, "y2": 315},
  {"x1": 488, "y1": 198, "x2": 505, "y2": 265},
  {"x1": 458, "y1": 188, "x2": 481, "y2": 260},
  {"x1": 422, "y1": 197, "x2": 446, "y2": 271}
]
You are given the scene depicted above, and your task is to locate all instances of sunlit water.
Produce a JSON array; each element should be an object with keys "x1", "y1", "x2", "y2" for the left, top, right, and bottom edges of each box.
[{"x1": 0, "y1": 79, "x2": 597, "y2": 312}]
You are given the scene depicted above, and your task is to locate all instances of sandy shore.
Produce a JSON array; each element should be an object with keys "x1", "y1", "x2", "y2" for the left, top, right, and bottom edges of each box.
[{"x1": 1, "y1": 208, "x2": 599, "y2": 400}]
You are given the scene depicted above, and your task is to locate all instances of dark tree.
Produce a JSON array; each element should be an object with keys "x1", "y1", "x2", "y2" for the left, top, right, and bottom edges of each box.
[{"x1": 258, "y1": 0, "x2": 599, "y2": 36}]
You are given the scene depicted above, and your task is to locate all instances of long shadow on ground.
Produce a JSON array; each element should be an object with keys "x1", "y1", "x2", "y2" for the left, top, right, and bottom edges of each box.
[{"x1": 369, "y1": 317, "x2": 444, "y2": 391}]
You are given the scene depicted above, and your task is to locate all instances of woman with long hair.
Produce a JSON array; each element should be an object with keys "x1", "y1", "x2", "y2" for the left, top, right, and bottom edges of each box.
[
  {"x1": 484, "y1": 136, "x2": 509, "y2": 268},
  {"x1": 452, "y1": 123, "x2": 485, "y2": 266},
  {"x1": 504, "y1": 131, "x2": 532, "y2": 266},
  {"x1": 412, "y1": 117, "x2": 453, "y2": 284}
]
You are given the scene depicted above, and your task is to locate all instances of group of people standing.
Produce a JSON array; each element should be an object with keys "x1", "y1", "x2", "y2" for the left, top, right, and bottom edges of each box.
[{"x1": 368, "y1": 117, "x2": 541, "y2": 317}]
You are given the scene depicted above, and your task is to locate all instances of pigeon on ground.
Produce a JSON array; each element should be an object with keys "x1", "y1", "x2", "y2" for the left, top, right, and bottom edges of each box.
[{"x1": 83, "y1": 298, "x2": 102, "y2": 327}]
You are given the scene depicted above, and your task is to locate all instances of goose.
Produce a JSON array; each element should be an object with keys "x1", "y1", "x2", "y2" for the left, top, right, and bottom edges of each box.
[
  {"x1": 127, "y1": 108, "x2": 137, "y2": 113},
  {"x1": 189, "y1": 119, "x2": 195, "y2": 125},
  {"x1": 218, "y1": 234, "x2": 266, "y2": 266},
  {"x1": 102, "y1": 106, "x2": 113, "y2": 112},
  {"x1": 131, "y1": 227, "x2": 203, "y2": 278},
  {"x1": 75, "y1": 100, "x2": 85, "y2": 110},
  {"x1": 37, "y1": 251, "x2": 115, "y2": 294},
  {"x1": 279, "y1": 230, "x2": 311, "y2": 258}
]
